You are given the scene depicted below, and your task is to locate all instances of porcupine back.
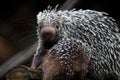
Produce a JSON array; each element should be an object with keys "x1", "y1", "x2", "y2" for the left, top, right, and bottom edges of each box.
[{"x1": 37, "y1": 8, "x2": 120, "y2": 79}]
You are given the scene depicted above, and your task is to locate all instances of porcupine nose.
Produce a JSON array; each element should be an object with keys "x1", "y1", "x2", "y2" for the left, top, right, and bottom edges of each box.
[{"x1": 41, "y1": 27, "x2": 56, "y2": 41}]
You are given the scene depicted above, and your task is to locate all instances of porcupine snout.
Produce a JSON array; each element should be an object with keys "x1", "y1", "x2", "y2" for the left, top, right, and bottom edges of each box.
[{"x1": 41, "y1": 26, "x2": 56, "y2": 42}]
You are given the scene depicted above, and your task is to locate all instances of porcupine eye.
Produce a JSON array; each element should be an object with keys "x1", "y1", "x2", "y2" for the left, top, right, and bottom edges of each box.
[
  {"x1": 53, "y1": 21, "x2": 60, "y2": 30},
  {"x1": 56, "y1": 25, "x2": 59, "y2": 29}
]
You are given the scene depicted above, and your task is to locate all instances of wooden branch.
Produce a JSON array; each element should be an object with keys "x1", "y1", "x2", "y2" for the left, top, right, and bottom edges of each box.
[{"x1": 6, "y1": 65, "x2": 42, "y2": 80}]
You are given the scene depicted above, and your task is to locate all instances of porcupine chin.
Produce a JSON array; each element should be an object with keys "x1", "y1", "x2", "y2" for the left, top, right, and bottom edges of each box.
[
  {"x1": 40, "y1": 38, "x2": 89, "y2": 80},
  {"x1": 32, "y1": 6, "x2": 120, "y2": 80}
]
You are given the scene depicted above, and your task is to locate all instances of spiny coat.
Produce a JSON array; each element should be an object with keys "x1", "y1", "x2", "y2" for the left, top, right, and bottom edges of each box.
[{"x1": 31, "y1": 8, "x2": 120, "y2": 80}]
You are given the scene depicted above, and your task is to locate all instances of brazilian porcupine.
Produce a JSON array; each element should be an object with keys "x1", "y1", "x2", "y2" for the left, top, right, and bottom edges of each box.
[
  {"x1": 31, "y1": 7, "x2": 120, "y2": 79},
  {"x1": 40, "y1": 38, "x2": 89, "y2": 80}
]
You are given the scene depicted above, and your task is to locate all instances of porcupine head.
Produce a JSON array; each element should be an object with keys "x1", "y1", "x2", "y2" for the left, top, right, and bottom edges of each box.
[
  {"x1": 36, "y1": 6, "x2": 63, "y2": 49},
  {"x1": 31, "y1": 6, "x2": 66, "y2": 69}
]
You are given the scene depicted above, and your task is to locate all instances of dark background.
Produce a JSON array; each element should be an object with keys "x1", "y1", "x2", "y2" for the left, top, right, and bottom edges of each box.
[{"x1": 0, "y1": 0, "x2": 119, "y2": 79}]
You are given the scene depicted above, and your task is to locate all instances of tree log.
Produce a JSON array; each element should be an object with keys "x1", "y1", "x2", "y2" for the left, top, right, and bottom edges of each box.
[{"x1": 6, "y1": 65, "x2": 42, "y2": 80}]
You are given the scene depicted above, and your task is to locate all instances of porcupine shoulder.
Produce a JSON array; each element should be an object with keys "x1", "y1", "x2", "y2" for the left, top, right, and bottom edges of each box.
[{"x1": 41, "y1": 37, "x2": 89, "y2": 80}]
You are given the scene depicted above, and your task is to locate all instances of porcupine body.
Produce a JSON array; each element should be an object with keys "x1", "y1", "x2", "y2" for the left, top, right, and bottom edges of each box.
[{"x1": 32, "y1": 8, "x2": 120, "y2": 80}]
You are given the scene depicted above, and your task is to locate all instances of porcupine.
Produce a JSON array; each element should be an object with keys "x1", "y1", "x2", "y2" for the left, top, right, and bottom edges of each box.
[
  {"x1": 41, "y1": 37, "x2": 89, "y2": 80},
  {"x1": 31, "y1": 7, "x2": 120, "y2": 80}
]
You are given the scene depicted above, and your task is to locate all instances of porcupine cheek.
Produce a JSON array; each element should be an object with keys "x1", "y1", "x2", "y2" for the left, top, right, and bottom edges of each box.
[{"x1": 41, "y1": 27, "x2": 56, "y2": 42}]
